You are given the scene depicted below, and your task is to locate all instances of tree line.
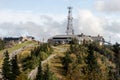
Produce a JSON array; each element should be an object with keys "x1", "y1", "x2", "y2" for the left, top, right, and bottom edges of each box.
[
  {"x1": 2, "y1": 43, "x2": 56, "y2": 80},
  {"x1": 0, "y1": 39, "x2": 5, "y2": 50},
  {"x1": 2, "y1": 51, "x2": 20, "y2": 80},
  {"x1": 61, "y1": 39, "x2": 120, "y2": 80},
  {"x1": 2, "y1": 40, "x2": 120, "y2": 80}
]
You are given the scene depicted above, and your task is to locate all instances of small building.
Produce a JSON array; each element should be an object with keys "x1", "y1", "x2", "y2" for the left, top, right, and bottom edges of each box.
[
  {"x1": 77, "y1": 35, "x2": 93, "y2": 44},
  {"x1": 3, "y1": 37, "x2": 21, "y2": 48},
  {"x1": 91, "y1": 35, "x2": 104, "y2": 45},
  {"x1": 4, "y1": 36, "x2": 34, "y2": 43},
  {"x1": 77, "y1": 34, "x2": 104, "y2": 45},
  {"x1": 3, "y1": 36, "x2": 35, "y2": 48},
  {"x1": 20, "y1": 36, "x2": 34, "y2": 42},
  {"x1": 4, "y1": 37, "x2": 21, "y2": 43},
  {"x1": 48, "y1": 35, "x2": 77, "y2": 44}
]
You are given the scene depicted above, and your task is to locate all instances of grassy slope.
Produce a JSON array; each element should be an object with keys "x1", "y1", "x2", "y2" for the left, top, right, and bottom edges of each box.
[
  {"x1": 0, "y1": 41, "x2": 37, "y2": 54},
  {"x1": 49, "y1": 45, "x2": 69, "y2": 79},
  {"x1": 47, "y1": 45, "x2": 115, "y2": 80},
  {"x1": 0, "y1": 41, "x2": 38, "y2": 68},
  {"x1": 0, "y1": 42, "x2": 115, "y2": 79}
]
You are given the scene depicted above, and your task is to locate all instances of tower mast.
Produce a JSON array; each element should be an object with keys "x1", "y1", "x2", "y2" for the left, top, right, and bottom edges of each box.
[{"x1": 66, "y1": 6, "x2": 74, "y2": 35}]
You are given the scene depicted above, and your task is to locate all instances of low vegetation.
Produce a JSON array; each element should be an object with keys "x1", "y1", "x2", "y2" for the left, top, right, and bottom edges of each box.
[
  {"x1": 20, "y1": 43, "x2": 53, "y2": 72},
  {"x1": 0, "y1": 39, "x2": 5, "y2": 50},
  {"x1": 49, "y1": 41, "x2": 118, "y2": 80},
  {"x1": 1, "y1": 40, "x2": 120, "y2": 80},
  {"x1": 2, "y1": 51, "x2": 20, "y2": 80}
]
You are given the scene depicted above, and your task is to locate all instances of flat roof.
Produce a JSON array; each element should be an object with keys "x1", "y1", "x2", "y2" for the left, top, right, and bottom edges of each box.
[{"x1": 53, "y1": 35, "x2": 76, "y2": 38}]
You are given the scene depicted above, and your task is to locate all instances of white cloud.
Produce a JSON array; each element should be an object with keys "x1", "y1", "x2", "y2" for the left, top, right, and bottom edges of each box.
[
  {"x1": 0, "y1": 9, "x2": 120, "y2": 43},
  {"x1": 77, "y1": 9, "x2": 105, "y2": 35},
  {"x1": 95, "y1": 0, "x2": 120, "y2": 12},
  {"x1": 0, "y1": 10, "x2": 65, "y2": 24},
  {"x1": 76, "y1": 9, "x2": 120, "y2": 43},
  {"x1": 0, "y1": 10, "x2": 67, "y2": 41}
]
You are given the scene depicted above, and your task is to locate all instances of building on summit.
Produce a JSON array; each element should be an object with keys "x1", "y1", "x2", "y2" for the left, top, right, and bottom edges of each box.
[
  {"x1": 3, "y1": 36, "x2": 35, "y2": 48},
  {"x1": 77, "y1": 33, "x2": 104, "y2": 45},
  {"x1": 48, "y1": 7, "x2": 104, "y2": 45},
  {"x1": 3, "y1": 36, "x2": 34, "y2": 43},
  {"x1": 48, "y1": 35, "x2": 76, "y2": 44},
  {"x1": 48, "y1": 33, "x2": 104, "y2": 45},
  {"x1": 48, "y1": 6, "x2": 75, "y2": 44}
]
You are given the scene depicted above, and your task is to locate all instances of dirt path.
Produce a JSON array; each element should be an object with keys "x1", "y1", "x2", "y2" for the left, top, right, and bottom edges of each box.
[
  {"x1": 0, "y1": 44, "x2": 34, "y2": 79},
  {"x1": 28, "y1": 46, "x2": 67, "y2": 80},
  {"x1": 10, "y1": 44, "x2": 33, "y2": 59},
  {"x1": 28, "y1": 53, "x2": 56, "y2": 80}
]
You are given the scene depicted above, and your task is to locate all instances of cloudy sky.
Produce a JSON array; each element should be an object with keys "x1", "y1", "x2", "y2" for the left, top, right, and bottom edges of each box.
[{"x1": 0, "y1": 0, "x2": 120, "y2": 43}]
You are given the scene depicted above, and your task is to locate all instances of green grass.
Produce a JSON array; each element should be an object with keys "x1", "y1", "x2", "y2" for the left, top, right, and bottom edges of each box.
[
  {"x1": 0, "y1": 41, "x2": 38, "y2": 68},
  {"x1": 50, "y1": 45, "x2": 116, "y2": 80},
  {"x1": 0, "y1": 41, "x2": 36, "y2": 54}
]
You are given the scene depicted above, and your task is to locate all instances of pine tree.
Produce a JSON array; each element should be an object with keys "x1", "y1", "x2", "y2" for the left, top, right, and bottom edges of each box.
[
  {"x1": 36, "y1": 61, "x2": 43, "y2": 80},
  {"x1": 70, "y1": 43, "x2": 74, "y2": 53},
  {"x1": 86, "y1": 44, "x2": 101, "y2": 80},
  {"x1": 11, "y1": 55, "x2": 20, "y2": 80},
  {"x1": 44, "y1": 64, "x2": 50, "y2": 80},
  {"x1": 0, "y1": 39, "x2": 5, "y2": 50},
  {"x1": 113, "y1": 42, "x2": 120, "y2": 79},
  {"x1": 86, "y1": 44, "x2": 96, "y2": 72},
  {"x1": 16, "y1": 73, "x2": 28, "y2": 80},
  {"x1": 2, "y1": 50, "x2": 12, "y2": 80},
  {"x1": 44, "y1": 64, "x2": 56, "y2": 80},
  {"x1": 62, "y1": 51, "x2": 72, "y2": 75}
]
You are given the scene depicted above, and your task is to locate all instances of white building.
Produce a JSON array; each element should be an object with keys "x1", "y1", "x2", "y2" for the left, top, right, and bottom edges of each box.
[
  {"x1": 48, "y1": 33, "x2": 104, "y2": 45},
  {"x1": 20, "y1": 36, "x2": 34, "y2": 42},
  {"x1": 48, "y1": 35, "x2": 76, "y2": 44}
]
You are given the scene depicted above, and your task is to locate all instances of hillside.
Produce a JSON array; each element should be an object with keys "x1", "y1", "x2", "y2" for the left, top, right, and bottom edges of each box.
[
  {"x1": 22, "y1": 42, "x2": 117, "y2": 80},
  {"x1": 1, "y1": 41, "x2": 120, "y2": 80},
  {"x1": 47, "y1": 44, "x2": 115, "y2": 80},
  {"x1": 0, "y1": 41, "x2": 38, "y2": 68}
]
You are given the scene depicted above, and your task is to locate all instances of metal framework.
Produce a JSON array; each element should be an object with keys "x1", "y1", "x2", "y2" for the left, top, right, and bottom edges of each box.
[{"x1": 66, "y1": 6, "x2": 74, "y2": 35}]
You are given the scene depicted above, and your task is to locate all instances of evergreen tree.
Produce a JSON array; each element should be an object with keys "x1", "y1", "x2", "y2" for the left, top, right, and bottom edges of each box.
[
  {"x1": 62, "y1": 51, "x2": 72, "y2": 75},
  {"x1": 44, "y1": 64, "x2": 50, "y2": 80},
  {"x1": 70, "y1": 43, "x2": 74, "y2": 53},
  {"x1": 76, "y1": 54, "x2": 82, "y2": 64},
  {"x1": 11, "y1": 55, "x2": 20, "y2": 80},
  {"x1": 113, "y1": 42, "x2": 120, "y2": 54},
  {"x1": 71, "y1": 38, "x2": 78, "y2": 44},
  {"x1": 16, "y1": 73, "x2": 28, "y2": 80},
  {"x1": 2, "y1": 50, "x2": 12, "y2": 80},
  {"x1": 44, "y1": 64, "x2": 57, "y2": 80},
  {"x1": 0, "y1": 39, "x2": 5, "y2": 50},
  {"x1": 36, "y1": 61, "x2": 43, "y2": 80},
  {"x1": 86, "y1": 44, "x2": 101, "y2": 80},
  {"x1": 113, "y1": 42, "x2": 120, "y2": 79},
  {"x1": 86, "y1": 44, "x2": 96, "y2": 72},
  {"x1": 108, "y1": 66, "x2": 115, "y2": 80}
]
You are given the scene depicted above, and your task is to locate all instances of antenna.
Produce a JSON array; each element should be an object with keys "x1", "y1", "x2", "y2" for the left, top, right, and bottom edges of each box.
[{"x1": 66, "y1": 6, "x2": 74, "y2": 35}]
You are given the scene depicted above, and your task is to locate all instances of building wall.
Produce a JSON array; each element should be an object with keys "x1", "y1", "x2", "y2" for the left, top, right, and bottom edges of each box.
[{"x1": 48, "y1": 34, "x2": 104, "y2": 45}]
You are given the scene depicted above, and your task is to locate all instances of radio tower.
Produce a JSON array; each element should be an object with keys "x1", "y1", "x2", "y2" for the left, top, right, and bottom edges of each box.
[{"x1": 66, "y1": 6, "x2": 74, "y2": 35}]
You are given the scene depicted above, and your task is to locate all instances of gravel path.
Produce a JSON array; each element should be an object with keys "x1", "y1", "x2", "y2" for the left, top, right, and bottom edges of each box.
[
  {"x1": 0, "y1": 44, "x2": 34, "y2": 79},
  {"x1": 28, "y1": 46, "x2": 67, "y2": 80},
  {"x1": 10, "y1": 44, "x2": 33, "y2": 59},
  {"x1": 28, "y1": 54, "x2": 56, "y2": 80}
]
